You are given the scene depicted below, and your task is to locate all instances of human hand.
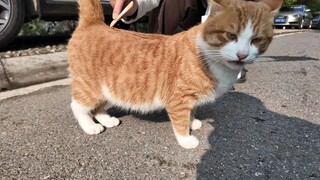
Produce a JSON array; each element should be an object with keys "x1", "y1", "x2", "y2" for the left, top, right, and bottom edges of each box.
[{"x1": 110, "y1": 0, "x2": 138, "y2": 19}]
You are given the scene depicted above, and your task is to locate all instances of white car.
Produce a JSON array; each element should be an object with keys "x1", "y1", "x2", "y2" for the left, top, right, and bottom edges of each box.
[{"x1": 273, "y1": 5, "x2": 313, "y2": 29}]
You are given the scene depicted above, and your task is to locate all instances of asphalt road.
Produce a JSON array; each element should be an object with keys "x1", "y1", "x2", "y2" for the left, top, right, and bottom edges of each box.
[{"x1": 0, "y1": 31, "x2": 320, "y2": 179}]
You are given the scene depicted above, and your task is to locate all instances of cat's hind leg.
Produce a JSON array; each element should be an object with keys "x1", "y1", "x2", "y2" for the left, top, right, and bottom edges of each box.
[
  {"x1": 190, "y1": 110, "x2": 202, "y2": 130},
  {"x1": 71, "y1": 99, "x2": 104, "y2": 135},
  {"x1": 191, "y1": 119, "x2": 202, "y2": 130}
]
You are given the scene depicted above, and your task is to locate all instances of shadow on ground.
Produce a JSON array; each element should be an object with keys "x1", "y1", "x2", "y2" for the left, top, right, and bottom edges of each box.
[
  {"x1": 107, "y1": 91, "x2": 320, "y2": 179},
  {"x1": 262, "y1": 55, "x2": 319, "y2": 62},
  {"x1": 196, "y1": 92, "x2": 320, "y2": 179}
]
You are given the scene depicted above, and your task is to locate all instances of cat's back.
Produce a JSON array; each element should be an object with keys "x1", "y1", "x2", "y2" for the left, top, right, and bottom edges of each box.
[
  {"x1": 69, "y1": 24, "x2": 166, "y2": 48},
  {"x1": 68, "y1": 24, "x2": 169, "y2": 66}
]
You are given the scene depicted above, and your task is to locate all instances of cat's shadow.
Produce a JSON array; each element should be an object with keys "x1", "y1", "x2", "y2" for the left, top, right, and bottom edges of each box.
[
  {"x1": 106, "y1": 100, "x2": 208, "y2": 122},
  {"x1": 107, "y1": 106, "x2": 170, "y2": 122},
  {"x1": 196, "y1": 92, "x2": 320, "y2": 179}
]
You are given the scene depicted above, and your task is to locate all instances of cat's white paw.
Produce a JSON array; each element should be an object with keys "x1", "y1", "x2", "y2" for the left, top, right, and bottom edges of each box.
[
  {"x1": 175, "y1": 134, "x2": 199, "y2": 149},
  {"x1": 95, "y1": 114, "x2": 120, "y2": 128},
  {"x1": 81, "y1": 123, "x2": 104, "y2": 135},
  {"x1": 191, "y1": 119, "x2": 202, "y2": 130}
]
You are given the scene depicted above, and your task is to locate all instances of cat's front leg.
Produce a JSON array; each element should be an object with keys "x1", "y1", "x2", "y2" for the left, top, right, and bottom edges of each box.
[
  {"x1": 167, "y1": 104, "x2": 199, "y2": 149},
  {"x1": 71, "y1": 100, "x2": 105, "y2": 135}
]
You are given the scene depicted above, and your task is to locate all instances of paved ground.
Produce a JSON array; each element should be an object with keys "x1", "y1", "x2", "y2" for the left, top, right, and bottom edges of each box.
[{"x1": 0, "y1": 31, "x2": 319, "y2": 179}]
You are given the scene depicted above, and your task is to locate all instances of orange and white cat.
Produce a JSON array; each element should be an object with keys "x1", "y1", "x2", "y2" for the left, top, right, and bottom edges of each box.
[{"x1": 68, "y1": 0, "x2": 282, "y2": 149}]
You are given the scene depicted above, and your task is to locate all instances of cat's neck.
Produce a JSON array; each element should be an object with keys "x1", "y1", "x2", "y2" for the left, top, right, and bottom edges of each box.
[
  {"x1": 208, "y1": 61, "x2": 240, "y2": 95},
  {"x1": 195, "y1": 28, "x2": 241, "y2": 95}
]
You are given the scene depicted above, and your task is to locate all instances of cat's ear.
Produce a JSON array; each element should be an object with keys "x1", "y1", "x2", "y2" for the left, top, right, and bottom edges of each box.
[
  {"x1": 207, "y1": 0, "x2": 224, "y2": 14},
  {"x1": 260, "y1": 0, "x2": 283, "y2": 14}
]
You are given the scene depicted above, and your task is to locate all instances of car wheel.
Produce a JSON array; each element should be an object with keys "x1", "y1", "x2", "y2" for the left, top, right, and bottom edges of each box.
[
  {"x1": 308, "y1": 22, "x2": 312, "y2": 29},
  {"x1": 0, "y1": 0, "x2": 25, "y2": 50},
  {"x1": 298, "y1": 19, "x2": 304, "y2": 29}
]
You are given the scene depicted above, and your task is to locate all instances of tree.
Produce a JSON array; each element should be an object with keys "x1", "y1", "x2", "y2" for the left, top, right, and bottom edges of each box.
[
  {"x1": 305, "y1": 0, "x2": 320, "y2": 12},
  {"x1": 284, "y1": 0, "x2": 320, "y2": 12},
  {"x1": 283, "y1": 0, "x2": 297, "y2": 5},
  {"x1": 296, "y1": 0, "x2": 320, "y2": 11}
]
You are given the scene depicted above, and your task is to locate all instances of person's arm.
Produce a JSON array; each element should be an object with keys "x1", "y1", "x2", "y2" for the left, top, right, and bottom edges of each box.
[
  {"x1": 122, "y1": 0, "x2": 160, "y2": 23},
  {"x1": 110, "y1": 0, "x2": 160, "y2": 24},
  {"x1": 110, "y1": 0, "x2": 138, "y2": 19}
]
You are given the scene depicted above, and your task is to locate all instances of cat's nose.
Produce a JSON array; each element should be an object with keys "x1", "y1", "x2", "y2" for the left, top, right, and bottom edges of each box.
[{"x1": 237, "y1": 52, "x2": 248, "y2": 61}]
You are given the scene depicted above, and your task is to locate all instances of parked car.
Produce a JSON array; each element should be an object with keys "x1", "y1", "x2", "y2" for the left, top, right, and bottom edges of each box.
[
  {"x1": 273, "y1": 5, "x2": 313, "y2": 29},
  {"x1": 311, "y1": 12, "x2": 320, "y2": 29},
  {"x1": 0, "y1": 0, "x2": 114, "y2": 50}
]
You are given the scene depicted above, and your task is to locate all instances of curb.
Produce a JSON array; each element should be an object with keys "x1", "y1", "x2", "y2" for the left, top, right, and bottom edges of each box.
[
  {"x1": 0, "y1": 52, "x2": 68, "y2": 91},
  {"x1": 0, "y1": 30, "x2": 305, "y2": 92}
]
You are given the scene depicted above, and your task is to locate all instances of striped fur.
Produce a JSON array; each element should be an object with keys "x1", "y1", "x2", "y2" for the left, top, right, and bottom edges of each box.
[{"x1": 68, "y1": 0, "x2": 282, "y2": 149}]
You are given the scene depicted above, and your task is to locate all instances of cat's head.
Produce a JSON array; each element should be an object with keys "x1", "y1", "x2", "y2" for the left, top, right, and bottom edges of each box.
[{"x1": 198, "y1": 0, "x2": 282, "y2": 70}]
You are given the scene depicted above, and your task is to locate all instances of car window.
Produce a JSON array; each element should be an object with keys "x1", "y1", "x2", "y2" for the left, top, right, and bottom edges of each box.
[
  {"x1": 313, "y1": 15, "x2": 320, "y2": 19},
  {"x1": 280, "y1": 6, "x2": 303, "y2": 12}
]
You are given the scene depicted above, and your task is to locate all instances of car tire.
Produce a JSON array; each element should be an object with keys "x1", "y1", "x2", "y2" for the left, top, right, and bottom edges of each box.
[
  {"x1": 0, "y1": 0, "x2": 25, "y2": 50},
  {"x1": 298, "y1": 19, "x2": 304, "y2": 29}
]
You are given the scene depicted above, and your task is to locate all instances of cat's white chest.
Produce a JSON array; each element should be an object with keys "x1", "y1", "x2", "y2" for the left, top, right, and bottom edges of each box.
[
  {"x1": 197, "y1": 63, "x2": 240, "y2": 106},
  {"x1": 213, "y1": 64, "x2": 240, "y2": 97}
]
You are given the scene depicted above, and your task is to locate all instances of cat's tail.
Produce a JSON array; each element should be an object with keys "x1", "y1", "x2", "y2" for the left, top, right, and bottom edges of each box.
[{"x1": 78, "y1": 0, "x2": 105, "y2": 26}]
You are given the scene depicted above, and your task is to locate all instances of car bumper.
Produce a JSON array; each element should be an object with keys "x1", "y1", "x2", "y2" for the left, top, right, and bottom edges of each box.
[
  {"x1": 274, "y1": 22, "x2": 299, "y2": 27},
  {"x1": 274, "y1": 16, "x2": 300, "y2": 26}
]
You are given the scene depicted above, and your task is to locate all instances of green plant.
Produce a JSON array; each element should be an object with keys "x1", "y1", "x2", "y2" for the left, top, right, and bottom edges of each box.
[
  {"x1": 283, "y1": 0, "x2": 297, "y2": 5},
  {"x1": 18, "y1": 20, "x2": 76, "y2": 36}
]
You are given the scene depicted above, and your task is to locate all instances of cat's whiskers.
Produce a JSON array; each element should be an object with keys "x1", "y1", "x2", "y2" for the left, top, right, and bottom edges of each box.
[
  {"x1": 196, "y1": 53, "x2": 224, "y2": 62},
  {"x1": 199, "y1": 54, "x2": 225, "y2": 67},
  {"x1": 196, "y1": 49, "x2": 227, "y2": 67},
  {"x1": 200, "y1": 50, "x2": 223, "y2": 57}
]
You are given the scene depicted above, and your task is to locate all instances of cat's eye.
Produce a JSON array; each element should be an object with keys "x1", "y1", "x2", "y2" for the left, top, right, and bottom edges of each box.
[
  {"x1": 251, "y1": 37, "x2": 263, "y2": 44},
  {"x1": 226, "y1": 32, "x2": 237, "y2": 41}
]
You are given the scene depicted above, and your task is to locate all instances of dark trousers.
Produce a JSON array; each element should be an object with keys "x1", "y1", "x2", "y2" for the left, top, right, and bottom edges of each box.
[{"x1": 148, "y1": 0, "x2": 207, "y2": 35}]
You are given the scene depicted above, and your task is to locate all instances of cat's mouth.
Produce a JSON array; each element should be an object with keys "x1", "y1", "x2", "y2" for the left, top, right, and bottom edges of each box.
[
  {"x1": 226, "y1": 60, "x2": 245, "y2": 66},
  {"x1": 224, "y1": 60, "x2": 247, "y2": 70}
]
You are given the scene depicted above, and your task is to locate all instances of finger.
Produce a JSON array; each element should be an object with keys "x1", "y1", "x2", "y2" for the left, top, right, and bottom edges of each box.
[
  {"x1": 109, "y1": 0, "x2": 116, "y2": 7},
  {"x1": 113, "y1": 0, "x2": 126, "y2": 19}
]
